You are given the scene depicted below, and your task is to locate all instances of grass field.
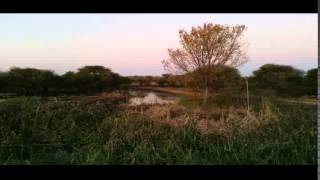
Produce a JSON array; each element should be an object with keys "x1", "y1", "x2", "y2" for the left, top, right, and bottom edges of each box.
[{"x1": 0, "y1": 93, "x2": 316, "y2": 165}]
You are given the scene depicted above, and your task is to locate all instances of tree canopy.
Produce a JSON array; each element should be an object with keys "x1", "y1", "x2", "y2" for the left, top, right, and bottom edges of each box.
[
  {"x1": 251, "y1": 64, "x2": 305, "y2": 97},
  {"x1": 163, "y1": 23, "x2": 248, "y2": 74},
  {"x1": 162, "y1": 22, "x2": 248, "y2": 102},
  {"x1": 1, "y1": 66, "x2": 129, "y2": 96},
  {"x1": 304, "y1": 68, "x2": 317, "y2": 96}
]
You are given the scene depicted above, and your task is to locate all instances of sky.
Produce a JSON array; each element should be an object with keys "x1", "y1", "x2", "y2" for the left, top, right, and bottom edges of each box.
[{"x1": 0, "y1": 14, "x2": 317, "y2": 76}]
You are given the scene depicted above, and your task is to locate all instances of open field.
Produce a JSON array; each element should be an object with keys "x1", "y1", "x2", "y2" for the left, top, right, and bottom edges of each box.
[{"x1": 0, "y1": 91, "x2": 316, "y2": 165}]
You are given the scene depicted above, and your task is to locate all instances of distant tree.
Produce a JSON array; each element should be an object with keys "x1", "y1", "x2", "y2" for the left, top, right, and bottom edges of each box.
[
  {"x1": 156, "y1": 74, "x2": 173, "y2": 87},
  {"x1": 39, "y1": 70, "x2": 58, "y2": 95},
  {"x1": 144, "y1": 76, "x2": 154, "y2": 86},
  {"x1": 162, "y1": 74, "x2": 172, "y2": 78},
  {"x1": 157, "y1": 77, "x2": 168, "y2": 87},
  {"x1": 162, "y1": 23, "x2": 248, "y2": 103},
  {"x1": 75, "y1": 66, "x2": 122, "y2": 94},
  {"x1": 8, "y1": 67, "x2": 56, "y2": 95},
  {"x1": 0, "y1": 72, "x2": 9, "y2": 93},
  {"x1": 118, "y1": 76, "x2": 131, "y2": 90},
  {"x1": 251, "y1": 64, "x2": 305, "y2": 97},
  {"x1": 0, "y1": 66, "x2": 130, "y2": 96},
  {"x1": 60, "y1": 71, "x2": 77, "y2": 94},
  {"x1": 304, "y1": 68, "x2": 317, "y2": 96},
  {"x1": 205, "y1": 65, "x2": 242, "y2": 93}
]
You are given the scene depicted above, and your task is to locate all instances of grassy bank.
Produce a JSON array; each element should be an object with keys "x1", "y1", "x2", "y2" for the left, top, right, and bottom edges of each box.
[{"x1": 0, "y1": 94, "x2": 316, "y2": 164}]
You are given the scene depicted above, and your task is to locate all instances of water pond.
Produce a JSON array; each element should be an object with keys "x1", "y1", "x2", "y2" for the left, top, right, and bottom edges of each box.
[{"x1": 128, "y1": 90, "x2": 178, "y2": 106}]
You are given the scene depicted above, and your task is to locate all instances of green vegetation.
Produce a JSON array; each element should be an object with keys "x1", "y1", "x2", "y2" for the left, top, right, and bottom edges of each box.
[
  {"x1": 0, "y1": 21, "x2": 316, "y2": 165},
  {"x1": 0, "y1": 64, "x2": 317, "y2": 165},
  {"x1": 250, "y1": 64, "x2": 306, "y2": 97},
  {"x1": 0, "y1": 63, "x2": 317, "y2": 165},
  {"x1": 0, "y1": 66, "x2": 130, "y2": 96},
  {"x1": 0, "y1": 64, "x2": 317, "y2": 98},
  {"x1": 304, "y1": 68, "x2": 317, "y2": 96},
  {"x1": 136, "y1": 64, "x2": 317, "y2": 98},
  {"x1": 0, "y1": 94, "x2": 316, "y2": 164}
]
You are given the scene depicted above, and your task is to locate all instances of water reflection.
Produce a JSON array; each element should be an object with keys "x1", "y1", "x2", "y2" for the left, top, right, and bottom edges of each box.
[{"x1": 129, "y1": 92, "x2": 176, "y2": 106}]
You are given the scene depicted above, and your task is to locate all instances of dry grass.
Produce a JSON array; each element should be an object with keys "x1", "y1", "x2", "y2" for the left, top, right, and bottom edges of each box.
[
  {"x1": 123, "y1": 99, "x2": 279, "y2": 137},
  {"x1": 277, "y1": 97, "x2": 317, "y2": 105},
  {"x1": 0, "y1": 95, "x2": 316, "y2": 164}
]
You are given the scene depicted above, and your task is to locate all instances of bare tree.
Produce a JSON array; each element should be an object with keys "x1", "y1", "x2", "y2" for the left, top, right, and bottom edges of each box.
[{"x1": 162, "y1": 22, "x2": 248, "y2": 104}]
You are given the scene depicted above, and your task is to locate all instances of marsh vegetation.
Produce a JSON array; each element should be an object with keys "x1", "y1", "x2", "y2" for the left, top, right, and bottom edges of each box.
[
  {"x1": 0, "y1": 91, "x2": 316, "y2": 164},
  {"x1": 0, "y1": 22, "x2": 317, "y2": 165}
]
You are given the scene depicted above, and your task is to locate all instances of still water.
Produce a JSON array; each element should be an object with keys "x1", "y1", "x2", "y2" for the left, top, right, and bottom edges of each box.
[{"x1": 128, "y1": 90, "x2": 178, "y2": 106}]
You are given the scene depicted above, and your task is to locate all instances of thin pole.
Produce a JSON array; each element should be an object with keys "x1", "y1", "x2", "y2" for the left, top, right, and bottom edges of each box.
[{"x1": 245, "y1": 77, "x2": 250, "y2": 112}]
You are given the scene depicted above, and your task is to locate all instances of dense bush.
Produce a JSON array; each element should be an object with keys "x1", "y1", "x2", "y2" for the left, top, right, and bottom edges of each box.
[
  {"x1": 7, "y1": 67, "x2": 58, "y2": 96},
  {"x1": 0, "y1": 64, "x2": 317, "y2": 98},
  {"x1": 250, "y1": 64, "x2": 306, "y2": 97},
  {"x1": 0, "y1": 72, "x2": 9, "y2": 93},
  {"x1": 162, "y1": 64, "x2": 317, "y2": 98},
  {"x1": 304, "y1": 68, "x2": 317, "y2": 96},
  {"x1": 0, "y1": 66, "x2": 130, "y2": 96},
  {"x1": 192, "y1": 65, "x2": 243, "y2": 94}
]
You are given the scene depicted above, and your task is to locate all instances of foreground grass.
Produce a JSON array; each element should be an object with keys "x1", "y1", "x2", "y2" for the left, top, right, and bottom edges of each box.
[{"x1": 0, "y1": 95, "x2": 316, "y2": 164}]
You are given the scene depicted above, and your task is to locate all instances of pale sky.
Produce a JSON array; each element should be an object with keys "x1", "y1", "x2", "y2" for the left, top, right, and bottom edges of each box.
[{"x1": 0, "y1": 14, "x2": 317, "y2": 76}]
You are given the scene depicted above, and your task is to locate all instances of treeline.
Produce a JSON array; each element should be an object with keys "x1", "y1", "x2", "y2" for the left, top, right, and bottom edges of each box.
[
  {"x1": 249, "y1": 64, "x2": 317, "y2": 97},
  {"x1": 0, "y1": 64, "x2": 317, "y2": 97},
  {"x1": 0, "y1": 66, "x2": 131, "y2": 96},
  {"x1": 131, "y1": 64, "x2": 317, "y2": 97}
]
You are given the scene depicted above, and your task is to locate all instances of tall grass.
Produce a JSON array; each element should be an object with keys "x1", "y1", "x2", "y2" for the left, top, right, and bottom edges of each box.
[{"x1": 0, "y1": 95, "x2": 316, "y2": 164}]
